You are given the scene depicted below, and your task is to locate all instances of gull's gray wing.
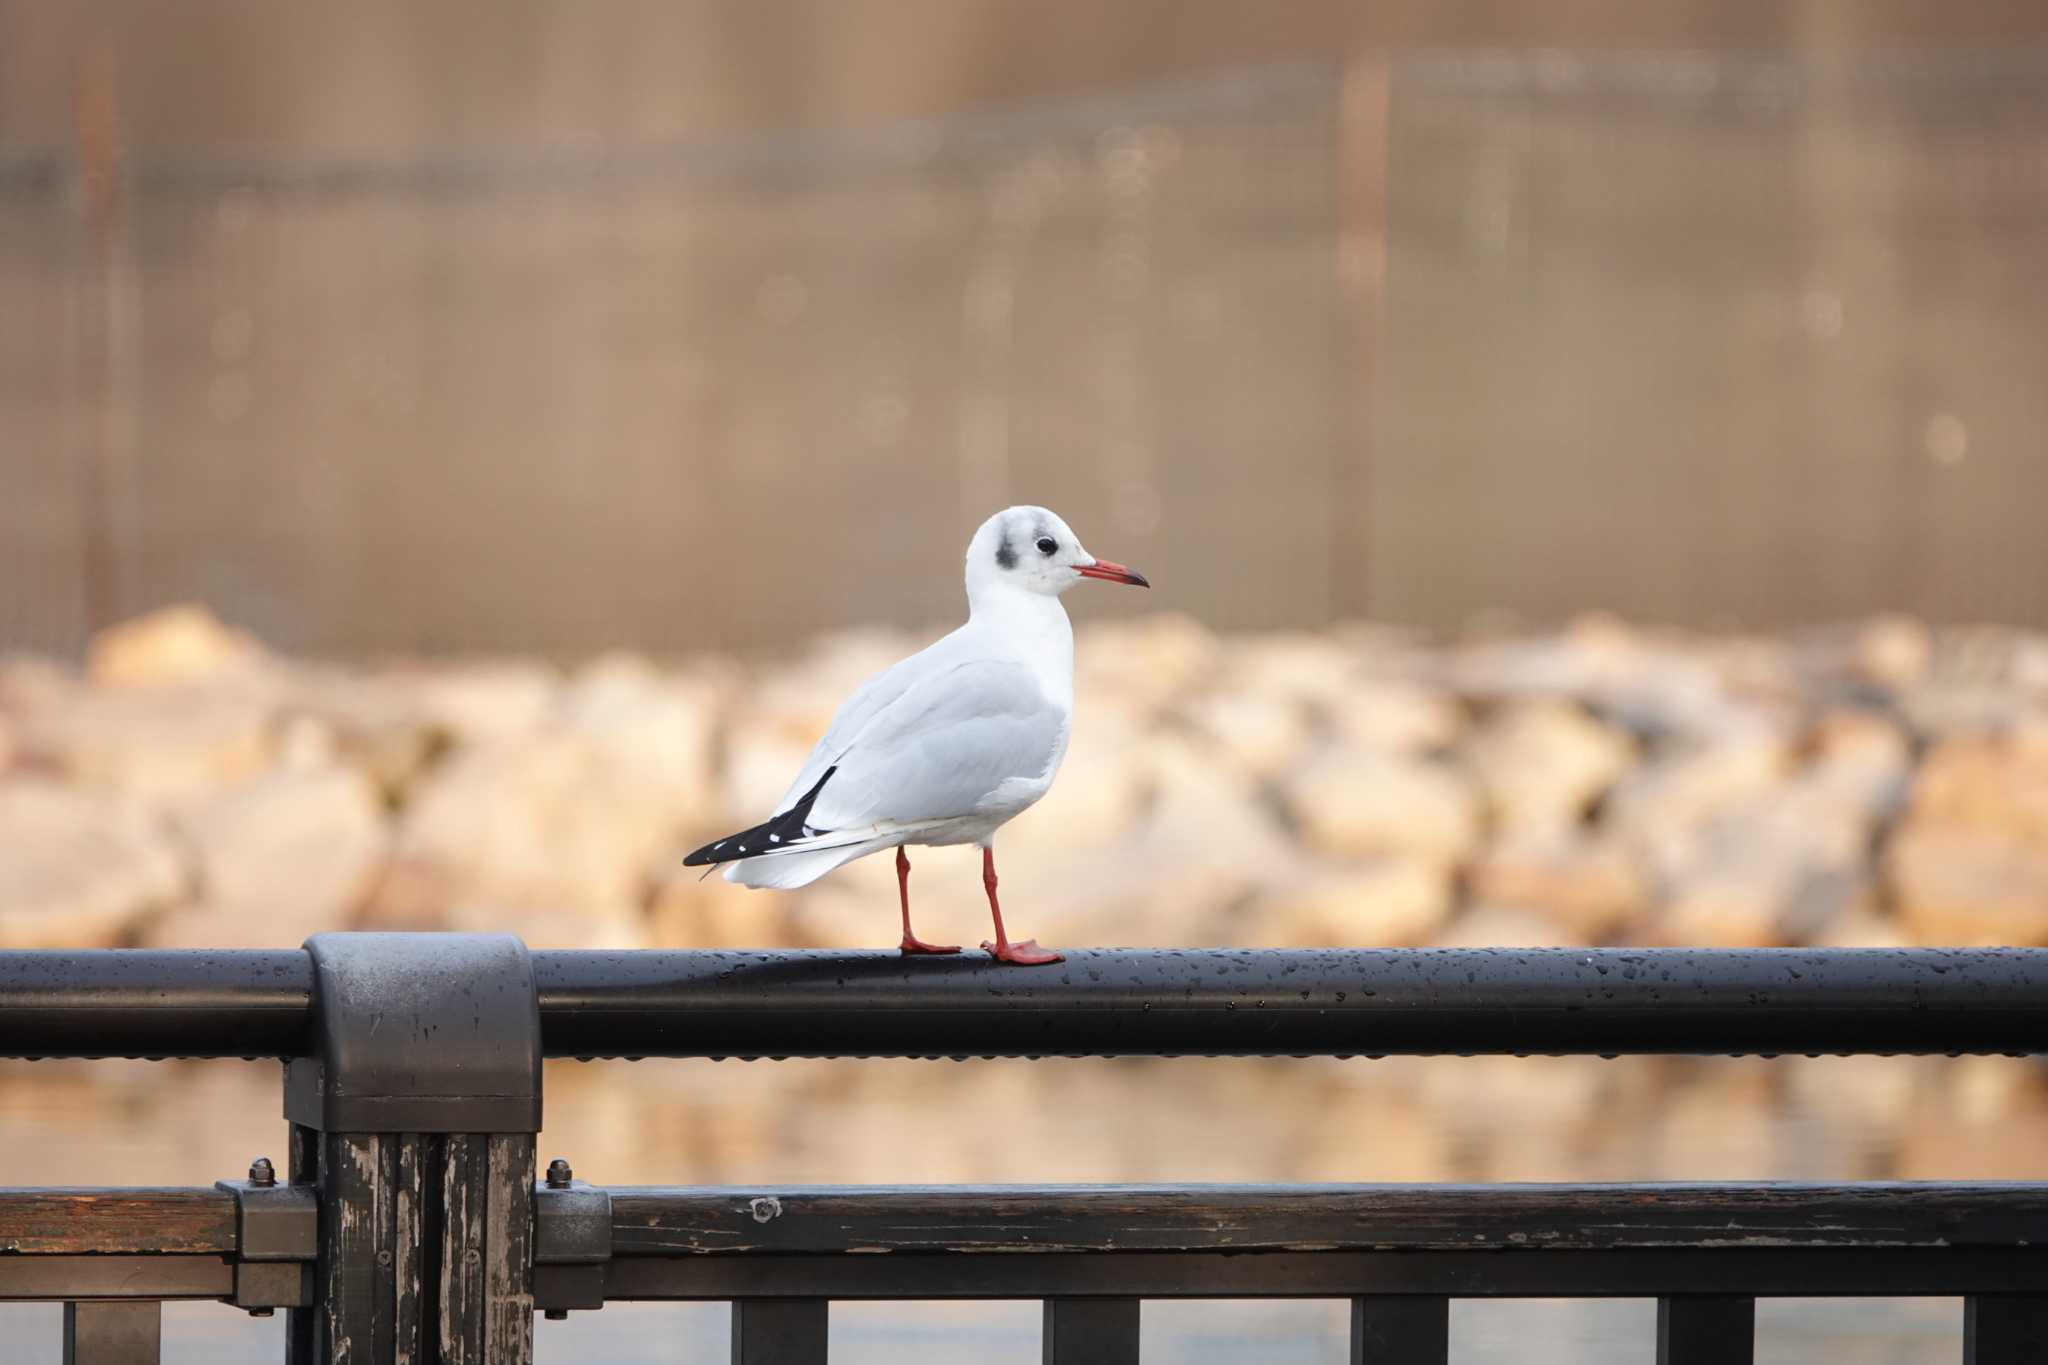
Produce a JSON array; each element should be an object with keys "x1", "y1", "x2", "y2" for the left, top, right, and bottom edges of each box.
[{"x1": 800, "y1": 656, "x2": 1064, "y2": 832}]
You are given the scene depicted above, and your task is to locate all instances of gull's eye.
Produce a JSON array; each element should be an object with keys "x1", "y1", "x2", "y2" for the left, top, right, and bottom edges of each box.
[{"x1": 1035, "y1": 536, "x2": 1058, "y2": 556}]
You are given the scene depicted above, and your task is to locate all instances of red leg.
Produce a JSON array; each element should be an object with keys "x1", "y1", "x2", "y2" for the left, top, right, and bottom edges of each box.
[
  {"x1": 896, "y1": 846, "x2": 959, "y2": 955},
  {"x1": 979, "y1": 846, "x2": 1062, "y2": 966}
]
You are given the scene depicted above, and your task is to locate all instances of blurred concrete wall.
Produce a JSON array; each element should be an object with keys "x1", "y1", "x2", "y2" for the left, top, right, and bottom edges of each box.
[
  {"x1": 1374, "y1": 50, "x2": 2048, "y2": 630},
  {"x1": 4, "y1": 3, "x2": 2048, "y2": 656}
]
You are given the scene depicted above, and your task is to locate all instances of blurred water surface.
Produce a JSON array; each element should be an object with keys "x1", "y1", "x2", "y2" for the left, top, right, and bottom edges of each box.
[{"x1": 1, "y1": 1051, "x2": 2041, "y2": 1361}]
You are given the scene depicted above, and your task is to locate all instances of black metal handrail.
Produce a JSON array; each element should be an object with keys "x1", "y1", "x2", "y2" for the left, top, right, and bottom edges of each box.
[
  {"x1": 3, "y1": 938, "x2": 2047, "y2": 1365},
  {"x1": 6, "y1": 946, "x2": 2048, "y2": 1060}
]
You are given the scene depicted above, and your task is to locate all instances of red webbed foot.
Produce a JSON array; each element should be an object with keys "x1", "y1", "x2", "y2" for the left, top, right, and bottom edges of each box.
[
  {"x1": 981, "y1": 938, "x2": 1064, "y2": 966},
  {"x1": 899, "y1": 935, "x2": 962, "y2": 956}
]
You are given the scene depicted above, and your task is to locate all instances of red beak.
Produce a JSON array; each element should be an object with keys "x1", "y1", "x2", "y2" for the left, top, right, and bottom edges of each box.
[{"x1": 1077, "y1": 558, "x2": 1150, "y2": 588}]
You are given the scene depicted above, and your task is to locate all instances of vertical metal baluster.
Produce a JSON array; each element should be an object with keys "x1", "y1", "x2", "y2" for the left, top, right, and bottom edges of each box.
[
  {"x1": 1351, "y1": 1296, "x2": 1448, "y2": 1363},
  {"x1": 1965, "y1": 1296, "x2": 2048, "y2": 1363},
  {"x1": 285, "y1": 1122, "x2": 319, "y2": 1365},
  {"x1": 62, "y1": 1301, "x2": 161, "y2": 1365},
  {"x1": 1042, "y1": 1298, "x2": 1140, "y2": 1365},
  {"x1": 1657, "y1": 1296, "x2": 1755, "y2": 1365},
  {"x1": 731, "y1": 1299, "x2": 828, "y2": 1365}
]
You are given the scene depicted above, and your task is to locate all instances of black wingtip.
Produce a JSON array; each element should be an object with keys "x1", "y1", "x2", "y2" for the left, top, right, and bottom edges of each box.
[{"x1": 679, "y1": 765, "x2": 838, "y2": 867}]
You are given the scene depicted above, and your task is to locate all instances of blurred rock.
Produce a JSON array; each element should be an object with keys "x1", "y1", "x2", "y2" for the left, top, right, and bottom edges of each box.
[
  {"x1": 1181, "y1": 691, "x2": 1308, "y2": 780},
  {"x1": 561, "y1": 653, "x2": 720, "y2": 825},
  {"x1": 1464, "y1": 699, "x2": 1634, "y2": 831},
  {"x1": 1784, "y1": 1055, "x2": 1926, "y2": 1128},
  {"x1": 1652, "y1": 888, "x2": 1776, "y2": 947},
  {"x1": 1076, "y1": 613, "x2": 1219, "y2": 718},
  {"x1": 718, "y1": 720, "x2": 823, "y2": 831},
  {"x1": 1469, "y1": 828, "x2": 1646, "y2": 940},
  {"x1": 1443, "y1": 613, "x2": 1644, "y2": 702},
  {"x1": 649, "y1": 864, "x2": 787, "y2": 948},
  {"x1": 1811, "y1": 905, "x2": 1914, "y2": 949},
  {"x1": 1016, "y1": 705, "x2": 1150, "y2": 851},
  {"x1": 0, "y1": 780, "x2": 186, "y2": 948},
  {"x1": 1883, "y1": 727, "x2": 2048, "y2": 944},
  {"x1": 1286, "y1": 751, "x2": 1480, "y2": 867},
  {"x1": 1805, "y1": 708, "x2": 1912, "y2": 818},
  {"x1": 0, "y1": 655, "x2": 73, "y2": 719},
  {"x1": 1606, "y1": 730, "x2": 1790, "y2": 855},
  {"x1": 1324, "y1": 680, "x2": 1465, "y2": 754},
  {"x1": 88, "y1": 604, "x2": 267, "y2": 688},
  {"x1": 747, "y1": 627, "x2": 928, "y2": 741},
  {"x1": 1902, "y1": 733, "x2": 2048, "y2": 842},
  {"x1": 277, "y1": 667, "x2": 440, "y2": 801},
  {"x1": 1243, "y1": 855, "x2": 1452, "y2": 947},
  {"x1": 4, "y1": 608, "x2": 2045, "y2": 959},
  {"x1": 390, "y1": 661, "x2": 559, "y2": 745},
  {"x1": 372, "y1": 731, "x2": 688, "y2": 922},
  {"x1": 1853, "y1": 615, "x2": 1931, "y2": 690},
  {"x1": 1435, "y1": 904, "x2": 1588, "y2": 948},
  {"x1": 1217, "y1": 633, "x2": 1359, "y2": 708},
  {"x1": 445, "y1": 901, "x2": 649, "y2": 950},
  {"x1": 15, "y1": 680, "x2": 277, "y2": 806},
  {"x1": 1650, "y1": 783, "x2": 1872, "y2": 946},
  {"x1": 150, "y1": 765, "x2": 386, "y2": 948},
  {"x1": 1886, "y1": 825, "x2": 2048, "y2": 945}
]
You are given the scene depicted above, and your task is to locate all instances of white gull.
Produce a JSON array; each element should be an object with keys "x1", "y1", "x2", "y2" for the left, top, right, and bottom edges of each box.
[{"x1": 683, "y1": 506, "x2": 1149, "y2": 965}]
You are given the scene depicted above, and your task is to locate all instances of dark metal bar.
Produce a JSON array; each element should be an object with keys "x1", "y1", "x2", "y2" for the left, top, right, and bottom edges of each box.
[
  {"x1": 1965, "y1": 1295, "x2": 2048, "y2": 1363},
  {"x1": 603, "y1": 1182, "x2": 2048, "y2": 1256},
  {"x1": 7, "y1": 947, "x2": 2048, "y2": 1061},
  {"x1": 0, "y1": 1189, "x2": 236, "y2": 1254},
  {"x1": 1351, "y1": 1296, "x2": 1447, "y2": 1363},
  {"x1": 0, "y1": 950, "x2": 310, "y2": 1058},
  {"x1": 531, "y1": 948, "x2": 2048, "y2": 1059},
  {"x1": 601, "y1": 1248, "x2": 2048, "y2": 1301},
  {"x1": 1657, "y1": 1296, "x2": 1755, "y2": 1365},
  {"x1": 1044, "y1": 1296, "x2": 1139, "y2": 1364},
  {"x1": 63, "y1": 1300, "x2": 161, "y2": 1365},
  {"x1": 0, "y1": 1257, "x2": 231, "y2": 1301},
  {"x1": 730, "y1": 1299, "x2": 827, "y2": 1365}
]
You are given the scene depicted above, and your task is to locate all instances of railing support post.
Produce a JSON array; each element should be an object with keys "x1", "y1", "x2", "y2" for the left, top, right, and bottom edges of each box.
[
  {"x1": 1657, "y1": 1295, "x2": 1755, "y2": 1365},
  {"x1": 1043, "y1": 1297, "x2": 1139, "y2": 1364},
  {"x1": 63, "y1": 1301, "x2": 160, "y2": 1365},
  {"x1": 1965, "y1": 1295, "x2": 2048, "y2": 1363},
  {"x1": 731, "y1": 1299, "x2": 827, "y2": 1364},
  {"x1": 283, "y1": 933, "x2": 542, "y2": 1365},
  {"x1": 1351, "y1": 1296, "x2": 1448, "y2": 1363}
]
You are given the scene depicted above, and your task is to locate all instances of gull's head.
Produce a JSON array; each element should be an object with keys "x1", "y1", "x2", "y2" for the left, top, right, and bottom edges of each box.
[{"x1": 965, "y1": 506, "x2": 1149, "y2": 605}]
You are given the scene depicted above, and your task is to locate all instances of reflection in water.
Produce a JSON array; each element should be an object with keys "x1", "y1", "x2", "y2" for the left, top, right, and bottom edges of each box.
[{"x1": 2, "y1": 1053, "x2": 2042, "y2": 1361}]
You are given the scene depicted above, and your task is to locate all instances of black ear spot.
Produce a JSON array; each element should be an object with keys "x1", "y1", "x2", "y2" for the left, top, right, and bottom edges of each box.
[
  {"x1": 1035, "y1": 536, "x2": 1058, "y2": 555},
  {"x1": 994, "y1": 536, "x2": 1017, "y2": 570}
]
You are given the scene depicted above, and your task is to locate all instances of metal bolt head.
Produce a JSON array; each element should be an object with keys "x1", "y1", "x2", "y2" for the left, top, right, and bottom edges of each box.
[
  {"x1": 247, "y1": 1307, "x2": 276, "y2": 1319},
  {"x1": 248, "y1": 1156, "x2": 277, "y2": 1187},
  {"x1": 544, "y1": 1309, "x2": 568, "y2": 1321},
  {"x1": 545, "y1": 1157, "x2": 573, "y2": 1189}
]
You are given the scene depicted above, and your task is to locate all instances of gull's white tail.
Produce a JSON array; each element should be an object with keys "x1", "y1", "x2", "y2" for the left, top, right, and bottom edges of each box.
[{"x1": 723, "y1": 837, "x2": 894, "y2": 890}]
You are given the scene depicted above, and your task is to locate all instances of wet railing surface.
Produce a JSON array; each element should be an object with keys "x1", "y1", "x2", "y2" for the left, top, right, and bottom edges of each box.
[{"x1": 2, "y1": 937, "x2": 2046, "y2": 1363}]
